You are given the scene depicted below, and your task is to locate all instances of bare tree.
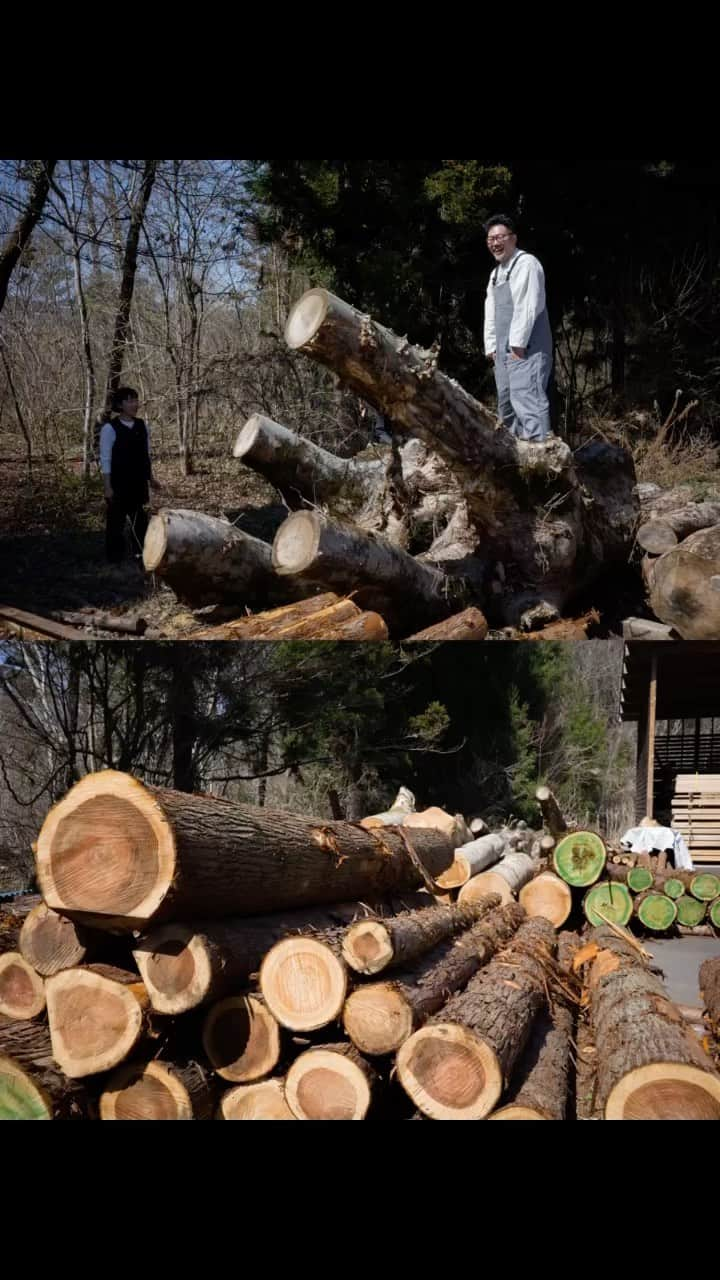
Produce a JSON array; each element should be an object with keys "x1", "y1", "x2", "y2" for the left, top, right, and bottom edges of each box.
[{"x1": 0, "y1": 160, "x2": 57, "y2": 314}]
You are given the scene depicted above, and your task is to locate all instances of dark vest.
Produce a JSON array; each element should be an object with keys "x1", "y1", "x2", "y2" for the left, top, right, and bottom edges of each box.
[{"x1": 110, "y1": 418, "x2": 150, "y2": 503}]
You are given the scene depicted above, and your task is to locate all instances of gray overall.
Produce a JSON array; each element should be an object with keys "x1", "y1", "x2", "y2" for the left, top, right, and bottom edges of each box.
[{"x1": 492, "y1": 251, "x2": 553, "y2": 441}]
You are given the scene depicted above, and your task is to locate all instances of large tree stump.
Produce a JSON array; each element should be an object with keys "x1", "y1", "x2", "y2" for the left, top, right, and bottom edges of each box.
[
  {"x1": 395, "y1": 917, "x2": 556, "y2": 1119},
  {"x1": 342, "y1": 902, "x2": 524, "y2": 1056},
  {"x1": 585, "y1": 926, "x2": 720, "y2": 1119},
  {"x1": 35, "y1": 771, "x2": 455, "y2": 929},
  {"x1": 284, "y1": 288, "x2": 639, "y2": 627}
]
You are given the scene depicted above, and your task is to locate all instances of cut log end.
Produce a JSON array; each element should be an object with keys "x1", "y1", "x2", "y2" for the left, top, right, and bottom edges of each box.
[
  {"x1": 341, "y1": 920, "x2": 394, "y2": 975},
  {"x1": 285, "y1": 288, "x2": 330, "y2": 350},
  {"x1": 36, "y1": 770, "x2": 175, "y2": 925},
  {"x1": 19, "y1": 904, "x2": 88, "y2": 977},
  {"x1": 133, "y1": 926, "x2": 210, "y2": 1015},
  {"x1": 142, "y1": 514, "x2": 168, "y2": 571},
  {"x1": 272, "y1": 510, "x2": 322, "y2": 576},
  {"x1": 0, "y1": 953, "x2": 46, "y2": 1020},
  {"x1": 45, "y1": 967, "x2": 146, "y2": 1078},
  {"x1": 457, "y1": 871, "x2": 514, "y2": 907},
  {"x1": 605, "y1": 1063, "x2": 720, "y2": 1120},
  {"x1": 100, "y1": 1061, "x2": 194, "y2": 1120},
  {"x1": 343, "y1": 983, "x2": 414, "y2": 1055},
  {"x1": 259, "y1": 936, "x2": 347, "y2": 1031},
  {"x1": 218, "y1": 1079, "x2": 295, "y2": 1120},
  {"x1": 553, "y1": 830, "x2": 606, "y2": 887},
  {"x1": 0, "y1": 1054, "x2": 53, "y2": 1120},
  {"x1": 285, "y1": 1046, "x2": 373, "y2": 1120},
  {"x1": 395, "y1": 1023, "x2": 502, "y2": 1120},
  {"x1": 519, "y1": 872, "x2": 572, "y2": 928},
  {"x1": 232, "y1": 414, "x2": 262, "y2": 459},
  {"x1": 488, "y1": 1104, "x2": 548, "y2": 1120},
  {"x1": 202, "y1": 995, "x2": 280, "y2": 1083}
]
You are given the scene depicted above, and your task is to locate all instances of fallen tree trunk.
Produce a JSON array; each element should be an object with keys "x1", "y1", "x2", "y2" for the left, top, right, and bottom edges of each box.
[
  {"x1": 700, "y1": 958, "x2": 720, "y2": 1038},
  {"x1": 143, "y1": 508, "x2": 288, "y2": 609},
  {"x1": 342, "y1": 902, "x2": 525, "y2": 1056},
  {"x1": 0, "y1": 606, "x2": 85, "y2": 640},
  {"x1": 53, "y1": 610, "x2": 148, "y2": 636},
  {"x1": 100, "y1": 1058, "x2": 217, "y2": 1120},
  {"x1": 456, "y1": 853, "x2": 538, "y2": 906},
  {"x1": 191, "y1": 592, "x2": 389, "y2": 640},
  {"x1": 341, "y1": 896, "x2": 500, "y2": 976},
  {"x1": 285, "y1": 1042, "x2": 378, "y2": 1120},
  {"x1": 645, "y1": 525, "x2": 720, "y2": 639},
  {"x1": 395, "y1": 917, "x2": 556, "y2": 1119},
  {"x1": 35, "y1": 771, "x2": 455, "y2": 929},
  {"x1": 404, "y1": 608, "x2": 488, "y2": 642},
  {"x1": 45, "y1": 964, "x2": 151, "y2": 1078},
  {"x1": 585, "y1": 925, "x2": 720, "y2": 1119},
  {"x1": 218, "y1": 1078, "x2": 295, "y2": 1120},
  {"x1": 284, "y1": 288, "x2": 639, "y2": 627},
  {"x1": 638, "y1": 503, "x2": 720, "y2": 555},
  {"x1": 272, "y1": 510, "x2": 465, "y2": 634},
  {"x1": 132, "y1": 894, "x2": 431, "y2": 1014},
  {"x1": 450, "y1": 834, "x2": 507, "y2": 884},
  {"x1": 201, "y1": 995, "x2": 281, "y2": 1084},
  {"x1": 0, "y1": 952, "x2": 46, "y2": 1019}
]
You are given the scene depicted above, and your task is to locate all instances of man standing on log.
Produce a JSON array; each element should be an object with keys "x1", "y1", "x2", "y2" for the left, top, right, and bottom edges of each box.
[
  {"x1": 99, "y1": 387, "x2": 162, "y2": 563},
  {"x1": 483, "y1": 214, "x2": 553, "y2": 442}
]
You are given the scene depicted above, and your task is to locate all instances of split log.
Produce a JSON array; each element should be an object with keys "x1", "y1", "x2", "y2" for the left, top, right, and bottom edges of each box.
[
  {"x1": 143, "y1": 508, "x2": 283, "y2": 609},
  {"x1": 218, "y1": 1078, "x2": 295, "y2": 1120},
  {"x1": 585, "y1": 925, "x2": 720, "y2": 1119},
  {"x1": 699, "y1": 958, "x2": 720, "y2": 1038},
  {"x1": 272, "y1": 510, "x2": 465, "y2": 634},
  {"x1": 553, "y1": 830, "x2": 606, "y2": 887},
  {"x1": 519, "y1": 872, "x2": 572, "y2": 928},
  {"x1": 259, "y1": 929, "x2": 347, "y2": 1031},
  {"x1": 0, "y1": 952, "x2": 45, "y2": 1019},
  {"x1": 395, "y1": 917, "x2": 556, "y2": 1120},
  {"x1": 202, "y1": 996, "x2": 281, "y2": 1084},
  {"x1": 535, "y1": 785, "x2": 568, "y2": 840},
  {"x1": 284, "y1": 287, "x2": 639, "y2": 627},
  {"x1": 360, "y1": 787, "x2": 416, "y2": 828},
  {"x1": 285, "y1": 1043, "x2": 378, "y2": 1120},
  {"x1": 191, "y1": 592, "x2": 389, "y2": 641},
  {"x1": 341, "y1": 896, "x2": 501, "y2": 976},
  {"x1": 637, "y1": 503, "x2": 720, "y2": 555},
  {"x1": 35, "y1": 770, "x2": 455, "y2": 929},
  {"x1": 621, "y1": 617, "x2": 676, "y2": 640},
  {"x1": 645, "y1": 525, "x2": 720, "y2": 639},
  {"x1": 45, "y1": 964, "x2": 151, "y2": 1079},
  {"x1": 342, "y1": 902, "x2": 525, "y2": 1056},
  {"x1": 488, "y1": 930, "x2": 579, "y2": 1120},
  {"x1": 404, "y1": 608, "x2": 488, "y2": 642},
  {"x1": 100, "y1": 1058, "x2": 217, "y2": 1120},
  {"x1": 132, "y1": 894, "x2": 432, "y2": 1015}
]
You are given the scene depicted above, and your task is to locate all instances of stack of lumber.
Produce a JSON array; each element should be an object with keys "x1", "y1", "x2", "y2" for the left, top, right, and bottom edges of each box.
[{"x1": 672, "y1": 775, "x2": 720, "y2": 864}]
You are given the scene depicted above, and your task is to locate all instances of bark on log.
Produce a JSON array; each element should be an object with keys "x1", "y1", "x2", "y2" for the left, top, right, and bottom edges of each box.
[
  {"x1": 575, "y1": 1013, "x2": 602, "y2": 1121},
  {"x1": 45, "y1": 964, "x2": 151, "y2": 1079},
  {"x1": 487, "y1": 850, "x2": 537, "y2": 894},
  {"x1": 458, "y1": 869, "x2": 514, "y2": 907},
  {"x1": 0, "y1": 606, "x2": 85, "y2": 640},
  {"x1": 202, "y1": 995, "x2": 281, "y2": 1084},
  {"x1": 587, "y1": 925, "x2": 720, "y2": 1119},
  {"x1": 341, "y1": 895, "x2": 501, "y2": 976},
  {"x1": 190, "y1": 592, "x2": 388, "y2": 640},
  {"x1": 535, "y1": 785, "x2": 568, "y2": 839},
  {"x1": 285, "y1": 288, "x2": 639, "y2": 627},
  {"x1": 645, "y1": 525, "x2": 720, "y2": 639},
  {"x1": 35, "y1": 770, "x2": 455, "y2": 929},
  {"x1": 285, "y1": 1042, "x2": 378, "y2": 1120},
  {"x1": 218, "y1": 1078, "x2": 295, "y2": 1120},
  {"x1": 637, "y1": 503, "x2": 720, "y2": 554},
  {"x1": 0, "y1": 895, "x2": 42, "y2": 954},
  {"x1": 272, "y1": 510, "x2": 465, "y2": 634},
  {"x1": 100, "y1": 1058, "x2": 217, "y2": 1120},
  {"x1": 143, "y1": 508, "x2": 288, "y2": 609},
  {"x1": 700, "y1": 958, "x2": 720, "y2": 1038},
  {"x1": 0, "y1": 952, "x2": 45, "y2": 1019},
  {"x1": 0, "y1": 1011, "x2": 54, "y2": 1069},
  {"x1": 519, "y1": 872, "x2": 573, "y2": 929},
  {"x1": 359, "y1": 787, "x2": 416, "y2": 828},
  {"x1": 259, "y1": 928, "x2": 347, "y2": 1031},
  {"x1": 448, "y1": 834, "x2": 507, "y2": 886},
  {"x1": 53, "y1": 610, "x2": 148, "y2": 636},
  {"x1": 404, "y1": 608, "x2": 489, "y2": 642},
  {"x1": 342, "y1": 902, "x2": 525, "y2": 1056},
  {"x1": 19, "y1": 903, "x2": 128, "y2": 977},
  {"x1": 395, "y1": 917, "x2": 556, "y2": 1119},
  {"x1": 133, "y1": 895, "x2": 431, "y2": 1014}
]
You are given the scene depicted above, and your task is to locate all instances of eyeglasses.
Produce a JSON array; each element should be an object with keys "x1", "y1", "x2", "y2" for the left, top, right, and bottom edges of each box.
[{"x1": 487, "y1": 233, "x2": 512, "y2": 246}]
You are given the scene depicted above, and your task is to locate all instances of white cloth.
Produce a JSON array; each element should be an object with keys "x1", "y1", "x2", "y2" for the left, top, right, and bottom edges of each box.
[
  {"x1": 620, "y1": 825, "x2": 694, "y2": 871},
  {"x1": 100, "y1": 418, "x2": 151, "y2": 476},
  {"x1": 484, "y1": 248, "x2": 547, "y2": 354}
]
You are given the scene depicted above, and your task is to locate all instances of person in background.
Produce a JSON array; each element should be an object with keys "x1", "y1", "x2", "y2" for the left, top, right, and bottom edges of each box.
[{"x1": 99, "y1": 387, "x2": 161, "y2": 563}]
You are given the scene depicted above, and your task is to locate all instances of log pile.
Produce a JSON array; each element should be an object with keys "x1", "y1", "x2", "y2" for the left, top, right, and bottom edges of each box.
[{"x1": 638, "y1": 483, "x2": 720, "y2": 639}]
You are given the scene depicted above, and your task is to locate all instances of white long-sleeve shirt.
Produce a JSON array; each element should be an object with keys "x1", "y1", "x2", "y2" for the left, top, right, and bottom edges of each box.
[
  {"x1": 99, "y1": 417, "x2": 151, "y2": 476},
  {"x1": 484, "y1": 249, "x2": 547, "y2": 355}
]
